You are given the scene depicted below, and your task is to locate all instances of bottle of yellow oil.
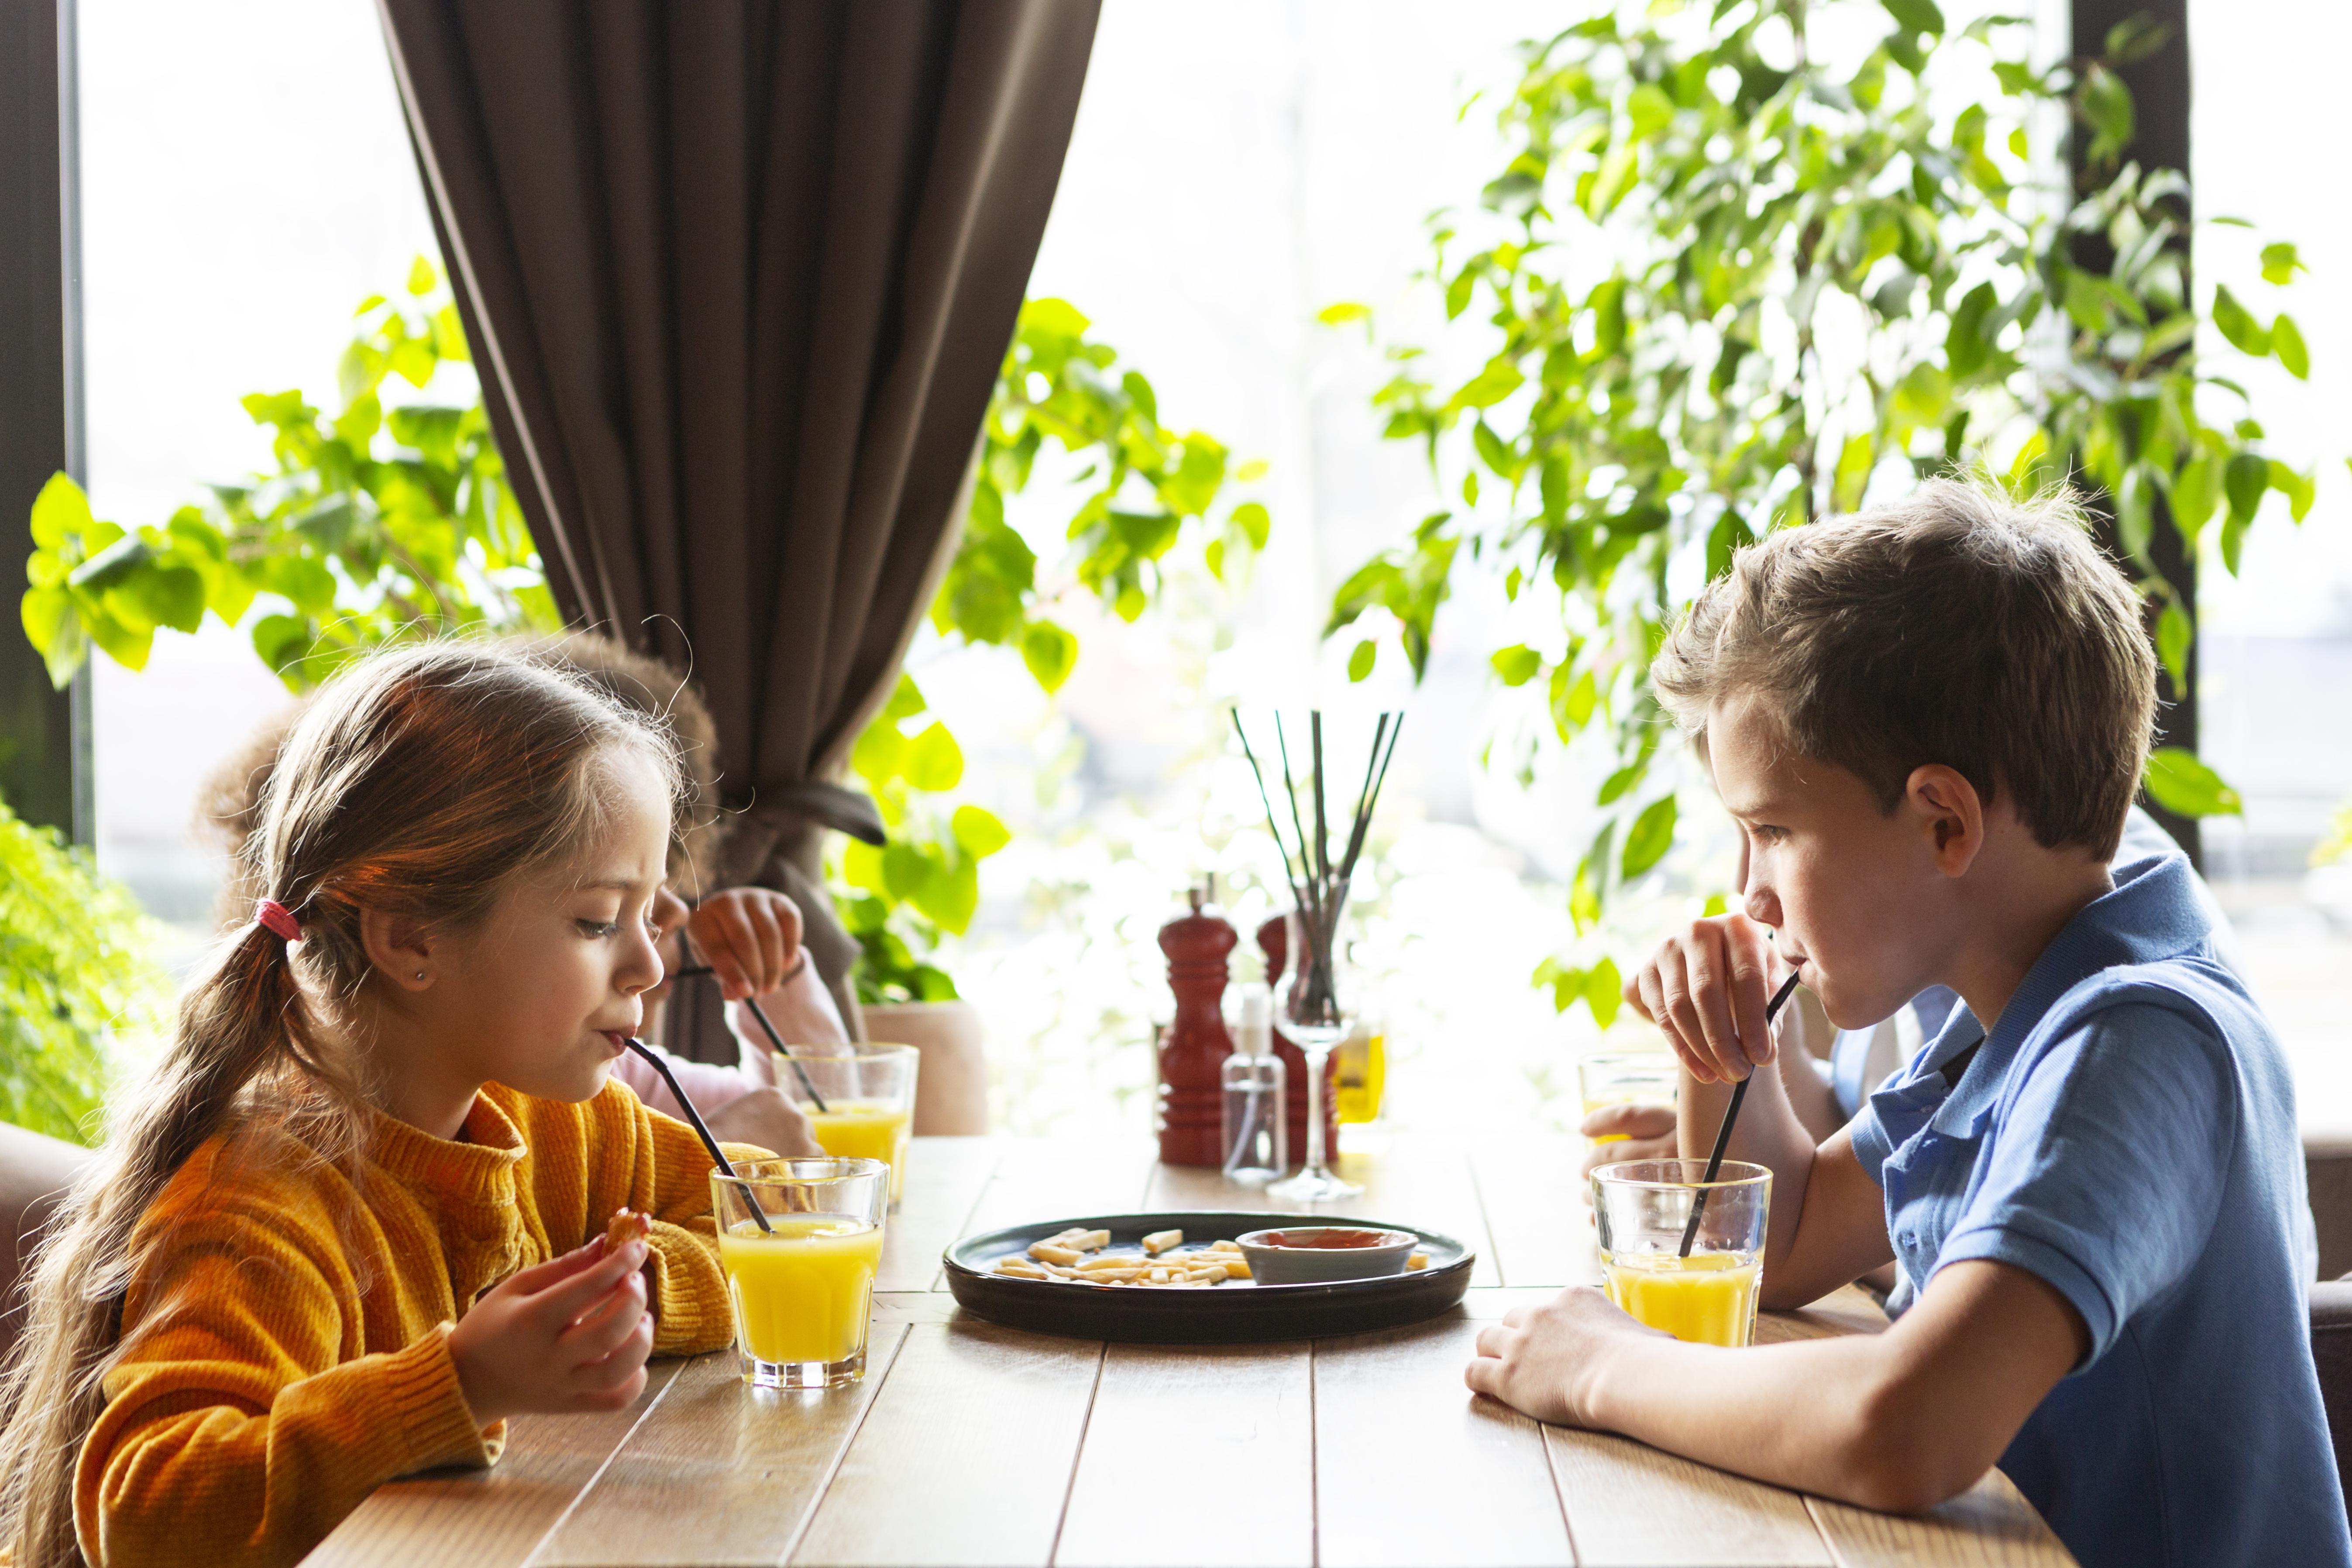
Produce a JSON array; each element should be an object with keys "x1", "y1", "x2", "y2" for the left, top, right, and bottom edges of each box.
[{"x1": 1333, "y1": 1017, "x2": 1385, "y2": 1124}]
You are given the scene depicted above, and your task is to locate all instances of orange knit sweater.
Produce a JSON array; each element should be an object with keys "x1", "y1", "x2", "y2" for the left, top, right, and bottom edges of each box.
[{"x1": 73, "y1": 1080, "x2": 754, "y2": 1568}]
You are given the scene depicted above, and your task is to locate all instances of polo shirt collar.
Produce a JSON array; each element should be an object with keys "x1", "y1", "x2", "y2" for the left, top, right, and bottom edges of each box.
[{"x1": 1914, "y1": 848, "x2": 2206, "y2": 1099}]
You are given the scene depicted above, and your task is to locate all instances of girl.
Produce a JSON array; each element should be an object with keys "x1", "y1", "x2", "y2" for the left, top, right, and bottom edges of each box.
[
  {"x1": 0, "y1": 642, "x2": 763, "y2": 1568},
  {"x1": 196, "y1": 632, "x2": 843, "y2": 1152}
]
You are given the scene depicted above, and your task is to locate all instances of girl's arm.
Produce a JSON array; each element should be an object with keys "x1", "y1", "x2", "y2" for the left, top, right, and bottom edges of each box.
[
  {"x1": 579, "y1": 1083, "x2": 763, "y2": 1356},
  {"x1": 1467, "y1": 1257, "x2": 2088, "y2": 1512},
  {"x1": 78, "y1": 1213, "x2": 493, "y2": 1568}
]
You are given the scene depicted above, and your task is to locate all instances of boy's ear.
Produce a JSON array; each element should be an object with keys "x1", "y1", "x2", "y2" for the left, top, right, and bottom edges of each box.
[
  {"x1": 1906, "y1": 764, "x2": 1987, "y2": 877},
  {"x1": 358, "y1": 906, "x2": 439, "y2": 992}
]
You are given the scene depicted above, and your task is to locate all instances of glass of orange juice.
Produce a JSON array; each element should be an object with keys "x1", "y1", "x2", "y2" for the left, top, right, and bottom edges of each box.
[
  {"x1": 1577, "y1": 1052, "x2": 1678, "y2": 1142},
  {"x1": 776, "y1": 1044, "x2": 918, "y2": 1207},
  {"x1": 711, "y1": 1156, "x2": 889, "y2": 1388},
  {"x1": 1591, "y1": 1159, "x2": 1771, "y2": 1348}
]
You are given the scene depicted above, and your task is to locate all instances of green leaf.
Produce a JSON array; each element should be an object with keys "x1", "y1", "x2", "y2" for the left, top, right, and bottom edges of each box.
[
  {"x1": 2272, "y1": 313, "x2": 2309, "y2": 379},
  {"x1": 1584, "y1": 956, "x2": 1623, "y2": 1030},
  {"x1": 2268, "y1": 460, "x2": 2316, "y2": 523},
  {"x1": 1229, "y1": 501, "x2": 1271, "y2": 550},
  {"x1": 1596, "y1": 760, "x2": 1645, "y2": 807},
  {"x1": 1448, "y1": 354, "x2": 1526, "y2": 413},
  {"x1": 2156, "y1": 601, "x2": 2192, "y2": 691},
  {"x1": 2259, "y1": 242, "x2": 2306, "y2": 285},
  {"x1": 2210, "y1": 285, "x2": 2270, "y2": 357},
  {"x1": 1347, "y1": 640, "x2": 1377, "y2": 682},
  {"x1": 117, "y1": 565, "x2": 206, "y2": 635},
  {"x1": 880, "y1": 842, "x2": 936, "y2": 902},
  {"x1": 2170, "y1": 454, "x2": 2219, "y2": 532},
  {"x1": 28, "y1": 472, "x2": 91, "y2": 549},
  {"x1": 1833, "y1": 433, "x2": 1875, "y2": 513},
  {"x1": 914, "y1": 855, "x2": 980, "y2": 935},
  {"x1": 2080, "y1": 63, "x2": 2135, "y2": 164},
  {"x1": 1019, "y1": 619, "x2": 1079, "y2": 693},
  {"x1": 951, "y1": 804, "x2": 1012, "y2": 860},
  {"x1": 2223, "y1": 451, "x2": 2268, "y2": 532},
  {"x1": 1317, "y1": 301, "x2": 1373, "y2": 327},
  {"x1": 406, "y1": 254, "x2": 437, "y2": 295},
  {"x1": 1880, "y1": 0, "x2": 1944, "y2": 34},
  {"x1": 1489, "y1": 644, "x2": 1541, "y2": 686},
  {"x1": 1620, "y1": 795, "x2": 1678, "y2": 879},
  {"x1": 2142, "y1": 747, "x2": 2242, "y2": 818},
  {"x1": 902, "y1": 722, "x2": 965, "y2": 793}
]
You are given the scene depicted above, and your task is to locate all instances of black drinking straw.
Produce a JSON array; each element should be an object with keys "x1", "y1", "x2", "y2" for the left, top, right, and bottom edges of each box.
[
  {"x1": 678, "y1": 940, "x2": 829, "y2": 1113},
  {"x1": 1676, "y1": 964, "x2": 1806, "y2": 1258},
  {"x1": 624, "y1": 1037, "x2": 772, "y2": 1233}
]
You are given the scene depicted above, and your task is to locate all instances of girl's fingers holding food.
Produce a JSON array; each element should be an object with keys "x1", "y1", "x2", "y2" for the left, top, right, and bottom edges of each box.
[
  {"x1": 528, "y1": 1239, "x2": 646, "y2": 1330},
  {"x1": 557, "y1": 1275, "x2": 648, "y2": 1362}
]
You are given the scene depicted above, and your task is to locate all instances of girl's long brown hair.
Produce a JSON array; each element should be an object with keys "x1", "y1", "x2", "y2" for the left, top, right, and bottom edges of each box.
[{"x1": 0, "y1": 640, "x2": 678, "y2": 1566}]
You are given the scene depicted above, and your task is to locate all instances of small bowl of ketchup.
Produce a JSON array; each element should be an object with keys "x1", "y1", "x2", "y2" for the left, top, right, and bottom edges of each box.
[{"x1": 1234, "y1": 1225, "x2": 1419, "y2": 1286}]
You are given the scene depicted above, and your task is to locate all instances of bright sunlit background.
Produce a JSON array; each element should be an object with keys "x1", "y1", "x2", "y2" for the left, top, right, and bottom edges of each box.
[{"x1": 76, "y1": 0, "x2": 2352, "y2": 1138}]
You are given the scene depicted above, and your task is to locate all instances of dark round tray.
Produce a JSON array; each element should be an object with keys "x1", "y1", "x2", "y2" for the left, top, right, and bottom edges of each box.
[{"x1": 942, "y1": 1210, "x2": 1476, "y2": 1344}]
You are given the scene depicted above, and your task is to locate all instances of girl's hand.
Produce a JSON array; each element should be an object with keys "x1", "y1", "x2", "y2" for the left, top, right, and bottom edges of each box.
[
  {"x1": 450, "y1": 1234, "x2": 653, "y2": 1427},
  {"x1": 1464, "y1": 1287, "x2": 1667, "y2": 1426},
  {"x1": 706, "y1": 1084, "x2": 823, "y2": 1155},
  {"x1": 1621, "y1": 913, "x2": 1780, "y2": 1085},
  {"x1": 688, "y1": 888, "x2": 807, "y2": 1002},
  {"x1": 1578, "y1": 1104, "x2": 1679, "y2": 1184}
]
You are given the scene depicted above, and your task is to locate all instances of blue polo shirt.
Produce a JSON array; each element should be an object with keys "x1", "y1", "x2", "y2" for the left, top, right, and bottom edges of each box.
[{"x1": 1852, "y1": 851, "x2": 2349, "y2": 1568}]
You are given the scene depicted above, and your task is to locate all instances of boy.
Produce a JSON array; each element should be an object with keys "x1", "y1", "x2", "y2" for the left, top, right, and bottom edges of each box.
[{"x1": 1470, "y1": 481, "x2": 2348, "y2": 1568}]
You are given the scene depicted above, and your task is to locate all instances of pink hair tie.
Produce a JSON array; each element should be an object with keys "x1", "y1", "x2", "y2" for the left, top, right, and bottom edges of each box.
[{"x1": 254, "y1": 898, "x2": 303, "y2": 943}]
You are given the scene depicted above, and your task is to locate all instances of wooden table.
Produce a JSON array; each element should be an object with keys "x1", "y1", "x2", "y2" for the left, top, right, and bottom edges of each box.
[{"x1": 305, "y1": 1135, "x2": 2074, "y2": 1567}]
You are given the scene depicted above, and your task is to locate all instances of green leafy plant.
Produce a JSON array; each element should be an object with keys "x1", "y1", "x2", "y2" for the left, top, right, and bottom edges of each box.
[
  {"x1": 19, "y1": 258, "x2": 550, "y2": 694},
  {"x1": 1324, "y1": 1, "x2": 2316, "y2": 1024},
  {"x1": 0, "y1": 795, "x2": 166, "y2": 1143},
  {"x1": 20, "y1": 275, "x2": 1265, "y2": 1006},
  {"x1": 836, "y1": 297, "x2": 1270, "y2": 1003}
]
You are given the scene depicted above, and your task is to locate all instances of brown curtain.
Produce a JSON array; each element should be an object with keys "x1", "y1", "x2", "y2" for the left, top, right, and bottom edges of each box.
[{"x1": 378, "y1": 0, "x2": 1099, "y2": 1057}]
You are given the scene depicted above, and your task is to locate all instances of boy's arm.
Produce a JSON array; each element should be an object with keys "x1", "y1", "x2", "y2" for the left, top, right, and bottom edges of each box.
[{"x1": 1468, "y1": 1256, "x2": 2087, "y2": 1513}]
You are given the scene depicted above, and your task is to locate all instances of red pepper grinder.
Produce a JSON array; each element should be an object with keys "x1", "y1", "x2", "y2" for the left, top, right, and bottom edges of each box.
[
  {"x1": 1157, "y1": 885, "x2": 1237, "y2": 1167},
  {"x1": 1255, "y1": 913, "x2": 1338, "y2": 1162}
]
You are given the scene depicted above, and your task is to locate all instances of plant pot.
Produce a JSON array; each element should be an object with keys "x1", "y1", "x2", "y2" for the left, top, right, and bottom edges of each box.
[{"x1": 861, "y1": 1000, "x2": 989, "y2": 1135}]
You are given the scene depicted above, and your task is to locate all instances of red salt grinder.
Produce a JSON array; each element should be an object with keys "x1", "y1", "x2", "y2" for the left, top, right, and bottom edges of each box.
[
  {"x1": 1255, "y1": 913, "x2": 1338, "y2": 1161},
  {"x1": 1156, "y1": 887, "x2": 1237, "y2": 1167}
]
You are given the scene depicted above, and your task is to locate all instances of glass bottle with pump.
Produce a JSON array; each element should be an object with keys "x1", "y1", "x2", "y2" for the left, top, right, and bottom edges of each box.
[{"x1": 1221, "y1": 983, "x2": 1287, "y2": 1184}]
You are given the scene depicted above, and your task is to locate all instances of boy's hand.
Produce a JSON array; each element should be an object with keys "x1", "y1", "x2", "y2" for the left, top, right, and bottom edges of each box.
[
  {"x1": 688, "y1": 888, "x2": 806, "y2": 1002},
  {"x1": 1578, "y1": 1104, "x2": 1678, "y2": 1183},
  {"x1": 1465, "y1": 1288, "x2": 1667, "y2": 1426},
  {"x1": 449, "y1": 1234, "x2": 653, "y2": 1427},
  {"x1": 1623, "y1": 913, "x2": 1780, "y2": 1085}
]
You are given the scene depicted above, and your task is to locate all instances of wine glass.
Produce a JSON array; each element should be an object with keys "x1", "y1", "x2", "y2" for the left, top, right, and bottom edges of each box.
[{"x1": 1268, "y1": 921, "x2": 1362, "y2": 1202}]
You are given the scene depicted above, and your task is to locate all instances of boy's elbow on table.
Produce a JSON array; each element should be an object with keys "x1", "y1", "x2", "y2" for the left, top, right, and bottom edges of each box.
[{"x1": 1829, "y1": 1377, "x2": 1990, "y2": 1516}]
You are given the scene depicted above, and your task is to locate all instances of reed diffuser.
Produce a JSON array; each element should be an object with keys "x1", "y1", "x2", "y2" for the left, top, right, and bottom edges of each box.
[{"x1": 1231, "y1": 709, "x2": 1401, "y2": 1201}]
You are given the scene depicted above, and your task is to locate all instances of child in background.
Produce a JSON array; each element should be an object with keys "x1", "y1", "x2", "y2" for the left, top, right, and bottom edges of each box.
[
  {"x1": 1474, "y1": 481, "x2": 2347, "y2": 1568},
  {"x1": 196, "y1": 632, "x2": 840, "y2": 1154},
  {"x1": 0, "y1": 643, "x2": 761, "y2": 1568}
]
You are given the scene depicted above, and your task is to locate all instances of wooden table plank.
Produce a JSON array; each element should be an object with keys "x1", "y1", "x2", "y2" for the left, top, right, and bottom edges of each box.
[
  {"x1": 303, "y1": 1360, "x2": 684, "y2": 1568},
  {"x1": 1470, "y1": 1135, "x2": 1602, "y2": 1289},
  {"x1": 791, "y1": 1321, "x2": 1104, "y2": 1567},
  {"x1": 959, "y1": 1140, "x2": 1159, "y2": 1241},
  {"x1": 1314, "y1": 1318, "x2": 1572, "y2": 1568},
  {"x1": 530, "y1": 1327, "x2": 911, "y2": 1566},
  {"x1": 881, "y1": 1136, "x2": 1001, "y2": 1292},
  {"x1": 1806, "y1": 1473, "x2": 2075, "y2": 1567},
  {"x1": 1545, "y1": 1427, "x2": 1835, "y2": 1568},
  {"x1": 1053, "y1": 1342, "x2": 1313, "y2": 1568}
]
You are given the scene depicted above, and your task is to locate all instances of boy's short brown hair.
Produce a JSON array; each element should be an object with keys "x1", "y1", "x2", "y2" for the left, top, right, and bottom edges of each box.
[{"x1": 1652, "y1": 478, "x2": 2156, "y2": 860}]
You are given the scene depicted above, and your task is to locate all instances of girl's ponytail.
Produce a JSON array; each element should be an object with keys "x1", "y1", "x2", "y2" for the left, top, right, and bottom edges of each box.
[
  {"x1": 0, "y1": 640, "x2": 678, "y2": 1567},
  {"x1": 0, "y1": 917, "x2": 322, "y2": 1567}
]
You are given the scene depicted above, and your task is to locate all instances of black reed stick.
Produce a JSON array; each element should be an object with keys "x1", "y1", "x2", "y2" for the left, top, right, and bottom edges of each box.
[
  {"x1": 1339, "y1": 712, "x2": 1404, "y2": 882},
  {"x1": 1310, "y1": 710, "x2": 1330, "y2": 884},
  {"x1": 1677, "y1": 964, "x2": 1805, "y2": 1258},
  {"x1": 625, "y1": 1038, "x2": 771, "y2": 1233},
  {"x1": 1232, "y1": 711, "x2": 1311, "y2": 914},
  {"x1": 1272, "y1": 716, "x2": 1322, "y2": 926}
]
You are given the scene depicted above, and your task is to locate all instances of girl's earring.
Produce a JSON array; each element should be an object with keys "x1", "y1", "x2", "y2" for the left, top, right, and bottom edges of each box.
[{"x1": 415, "y1": 970, "x2": 426, "y2": 981}]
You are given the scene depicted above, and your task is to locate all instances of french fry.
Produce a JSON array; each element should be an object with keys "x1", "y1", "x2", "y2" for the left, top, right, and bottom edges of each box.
[
  {"x1": 1076, "y1": 1254, "x2": 1139, "y2": 1272},
  {"x1": 995, "y1": 1258, "x2": 1049, "y2": 1279},
  {"x1": 1212, "y1": 1255, "x2": 1251, "y2": 1277},
  {"x1": 1209, "y1": 1239, "x2": 1243, "y2": 1253},
  {"x1": 1408, "y1": 1252, "x2": 1430, "y2": 1271},
  {"x1": 1071, "y1": 1229, "x2": 1112, "y2": 1251},
  {"x1": 1188, "y1": 1264, "x2": 1229, "y2": 1283},
  {"x1": 1141, "y1": 1228, "x2": 1183, "y2": 1255},
  {"x1": 1029, "y1": 1242, "x2": 1084, "y2": 1265}
]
